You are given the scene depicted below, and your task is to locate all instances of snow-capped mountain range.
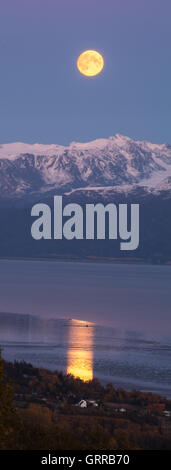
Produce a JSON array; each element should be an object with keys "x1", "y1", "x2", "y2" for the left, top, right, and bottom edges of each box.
[{"x1": 0, "y1": 134, "x2": 171, "y2": 198}]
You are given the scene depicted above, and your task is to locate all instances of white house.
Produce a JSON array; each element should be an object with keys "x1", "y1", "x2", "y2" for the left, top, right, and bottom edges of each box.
[
  {"x1": 119, "y1": 408, "x2": 126, "y2": 413},
  {"x1": 77, "y1": 400, "x2": 87, "y2": 408},
  {"x1": 163, "y1": 410, "x2": 171, "y2": 417}
]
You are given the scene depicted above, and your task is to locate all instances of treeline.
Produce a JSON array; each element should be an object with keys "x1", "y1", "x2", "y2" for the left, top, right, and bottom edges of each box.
[{"x1": 5, "y1": 359, "x2": 171, "y2": 408}]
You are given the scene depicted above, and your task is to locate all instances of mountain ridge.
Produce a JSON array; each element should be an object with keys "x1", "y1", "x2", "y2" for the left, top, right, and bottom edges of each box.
[{"x1": 0, "y1": 134, "x2": 171, "y2": 198}]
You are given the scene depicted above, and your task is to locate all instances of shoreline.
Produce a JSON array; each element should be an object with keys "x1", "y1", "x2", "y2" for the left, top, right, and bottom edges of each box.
[
  {"x1": 3, "y1": 356, "x2": 171, "y2": 400},
  {"x1": 0, "y1": 255, "x2": 171, "y2": 267},
  {"x1": 2, "y1": 352, "x2": 171, "y2": 400}
]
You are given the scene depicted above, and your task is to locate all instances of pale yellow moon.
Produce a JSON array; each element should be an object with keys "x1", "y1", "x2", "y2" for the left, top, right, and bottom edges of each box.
[{"x1": 77, "y1": 50, "x2": 104, "y2": 77}]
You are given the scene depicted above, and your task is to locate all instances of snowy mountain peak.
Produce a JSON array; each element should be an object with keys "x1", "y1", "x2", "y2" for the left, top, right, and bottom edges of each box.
[
  {"x1": 0, "y1": 134, "x2": 171, "y2": 197},
  {"x1": 113, "y1": 133, "x2": 132, "y2": 142}
]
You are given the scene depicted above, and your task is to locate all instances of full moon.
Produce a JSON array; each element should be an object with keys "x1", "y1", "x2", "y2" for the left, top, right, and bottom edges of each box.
[{"x1": 77, "y1": 50, "x2": 104, "y2": 77}]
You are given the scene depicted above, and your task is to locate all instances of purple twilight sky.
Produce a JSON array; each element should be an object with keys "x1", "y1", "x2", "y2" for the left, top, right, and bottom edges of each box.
[{"x1": 0, "y1": 0, "x2": 171, "y2": 145}]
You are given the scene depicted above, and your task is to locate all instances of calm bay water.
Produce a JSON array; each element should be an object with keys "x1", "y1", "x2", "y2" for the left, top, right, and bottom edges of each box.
[{"x1": 0, "y1": 259, "x2": 171, "y2": 397}]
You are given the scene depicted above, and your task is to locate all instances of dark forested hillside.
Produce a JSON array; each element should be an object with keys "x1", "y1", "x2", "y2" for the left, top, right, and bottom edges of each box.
[{"x1": 0, "y1": 190, "x2": 171, "y2": 263}]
